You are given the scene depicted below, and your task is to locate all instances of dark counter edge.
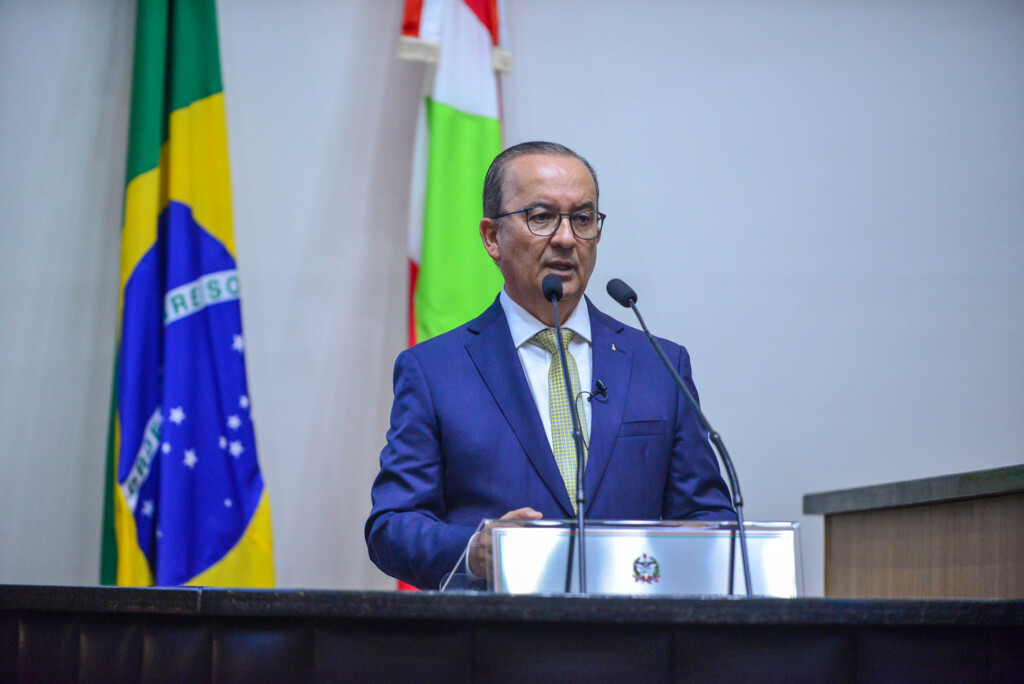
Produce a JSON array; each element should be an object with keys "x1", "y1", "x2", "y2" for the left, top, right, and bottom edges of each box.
[
  {"x1": 802, "y1": 463, "x2": 1024, "y2": 515},
  {"x1": 2, "y1": 585, "x2": 1023, "y2": 627}
]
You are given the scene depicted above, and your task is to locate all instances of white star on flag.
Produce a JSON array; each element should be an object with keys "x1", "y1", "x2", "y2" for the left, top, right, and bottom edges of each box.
[
  {"x1": 239, "y1": 395, "x2": 250, "y2": 409},
  {"x1": 162, "y1": 442, "x2": 172, "y2": 454},
  {"x1": 227, "y1": 415, "x2": 241, "y2": 430},
  {"x1": 141, "y1": 500, "x2": 155, "y2": 517},
  {"x1": 219, "y1": 436, "x2": 227, "y2": 449},
  {"x1": 232, "y1": 334, "x2": 244, "y2": 353},
  {"x1": 169, "y1": 406, "x2": 186, "y2": 425},
  {"x1": 156, "y1": 529, "x2": 163, "y2": 538},
  {"x1": 229, "y1": 440, "x2": 244, "y2": 458},
  {"x1": 224, "y1": 499, "x2": 233, "y2": 508},
  {"x1": 183, "y1": 449, "x2": 198, "y2": 469}
]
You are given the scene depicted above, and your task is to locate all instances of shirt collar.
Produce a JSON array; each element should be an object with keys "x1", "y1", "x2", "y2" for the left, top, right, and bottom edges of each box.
[{"x1": 499, "y1": 286, "x2": 592, "y2": 349}]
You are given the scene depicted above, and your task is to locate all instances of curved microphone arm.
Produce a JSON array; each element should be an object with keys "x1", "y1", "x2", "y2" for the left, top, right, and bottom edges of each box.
[{"x1": 607, "y1": 279, "x2": 753, "y2": 597}]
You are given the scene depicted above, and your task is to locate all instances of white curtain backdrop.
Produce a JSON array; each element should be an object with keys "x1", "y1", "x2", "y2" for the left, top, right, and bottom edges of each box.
[{"x1": 1, "y1": 0, "x2": 1021, "y2": 595}]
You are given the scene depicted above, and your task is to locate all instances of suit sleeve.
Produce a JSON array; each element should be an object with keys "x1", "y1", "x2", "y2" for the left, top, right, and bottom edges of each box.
[
  {"x1": 662, "y1": 344, "x2": 737, "y2": 521},
  {"x1": 364, "y1": 349, "x2": 478, "y2": 589}
]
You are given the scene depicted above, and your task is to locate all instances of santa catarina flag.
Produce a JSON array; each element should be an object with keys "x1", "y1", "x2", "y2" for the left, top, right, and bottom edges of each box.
[
  {"x1": 399, "y1": 0, "x2": 510, "y2": 345},
  {"x1": 100, "y1": 0, "x2": 274, "y2": 587}
]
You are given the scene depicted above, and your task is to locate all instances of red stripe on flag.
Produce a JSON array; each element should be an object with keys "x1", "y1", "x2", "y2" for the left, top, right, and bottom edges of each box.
[
  {"x1": 402, "y1": 0, "x2": 424, "y2": 37},
  {"x1": 464, "y1": 0, "x2": 500, "y2": 45},
  {"x1": 397, "y1": 580, "x2": 420, "y2": 592},
  {"x1": 408, "y1": 259, "x2": 419, "y2": 347}
]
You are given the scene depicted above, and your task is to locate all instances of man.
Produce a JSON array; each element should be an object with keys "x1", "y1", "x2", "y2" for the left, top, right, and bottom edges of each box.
[{"x1": 366, "y1": 141, "x2": 735, "y2": 590}]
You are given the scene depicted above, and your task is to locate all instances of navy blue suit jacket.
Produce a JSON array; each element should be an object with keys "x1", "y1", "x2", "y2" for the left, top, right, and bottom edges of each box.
[{"x1": 365, "y1": 296, "x2": 735, "y2": 589}]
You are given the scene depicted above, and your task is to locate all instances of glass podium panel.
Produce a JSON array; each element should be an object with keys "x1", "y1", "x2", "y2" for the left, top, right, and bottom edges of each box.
[{"x1": 478, "y1": 520, "x2": 801, "y2": 597}]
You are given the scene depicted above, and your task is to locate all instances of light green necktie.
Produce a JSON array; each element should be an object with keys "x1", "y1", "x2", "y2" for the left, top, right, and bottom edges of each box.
[{"x1": 534, "y1": 328, "x2": 588, "y2": 511}]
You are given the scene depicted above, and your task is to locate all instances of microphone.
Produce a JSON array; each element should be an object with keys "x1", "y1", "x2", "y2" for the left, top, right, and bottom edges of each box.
[
  {"x1": 605, "y1": 278, "x2": 753, "y2": 597},
  {"x1": 590, "y1": 379, "x2": 609, "y2": 402},
  {"x1": 541, "y1": 273, "x2": 587, "y2": 593},
  {"x1": 606, "y1": 278, "x2": 637, "y2": 307},
  {"x1": 542, "y1": 273, "x2": 563, "y2": 302}
]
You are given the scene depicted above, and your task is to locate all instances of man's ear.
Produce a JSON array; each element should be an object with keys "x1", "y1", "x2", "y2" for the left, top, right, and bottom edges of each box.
[{"x1": 480, "y1": 217, "x2": 500, "y2": 263}]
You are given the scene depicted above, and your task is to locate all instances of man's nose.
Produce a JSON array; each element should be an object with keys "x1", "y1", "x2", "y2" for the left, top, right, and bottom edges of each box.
[{"x1": 549, "y1": 215, "x2": 576, "y2": 246}]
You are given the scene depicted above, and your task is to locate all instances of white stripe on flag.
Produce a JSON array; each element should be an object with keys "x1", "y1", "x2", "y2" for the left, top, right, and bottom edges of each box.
[{"x1": 433, "y1": 0, "x2": 499, "y2": 118}]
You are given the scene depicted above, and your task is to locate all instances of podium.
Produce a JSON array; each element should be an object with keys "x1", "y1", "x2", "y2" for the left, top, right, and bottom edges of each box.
[
  {"x1": 3, "y1": 585, "x2": 1022, "y2": 681},
  {"x1": 443, "y1": 520, "x2": 802, "y2": 597}
]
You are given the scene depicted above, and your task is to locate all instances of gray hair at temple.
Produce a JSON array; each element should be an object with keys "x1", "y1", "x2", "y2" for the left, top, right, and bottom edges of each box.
[{"x1": 482, "y1": 141, "x2": 600, "y2": 219}]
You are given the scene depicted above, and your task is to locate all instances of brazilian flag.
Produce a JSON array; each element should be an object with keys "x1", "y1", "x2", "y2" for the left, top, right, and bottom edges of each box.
[{"x1": 101, "y1": 0, "x2": 274, "y2": 586}]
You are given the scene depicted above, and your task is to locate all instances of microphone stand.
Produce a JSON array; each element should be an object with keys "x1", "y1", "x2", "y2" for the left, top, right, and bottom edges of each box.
[
  {"x1": 546, "y1": 286, "x2": 587, "y2": 594},
  {"x1": 610, "y1": 281, "x2": 753, "y2": 596}
]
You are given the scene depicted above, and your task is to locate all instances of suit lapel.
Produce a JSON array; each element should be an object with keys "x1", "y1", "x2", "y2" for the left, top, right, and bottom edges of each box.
[
  {"x1": 584, "y1": 302, "x2": 631, "y2": 514},
  {"x1": 465, "y1": 299, "x2": 576, "y2": 516}
]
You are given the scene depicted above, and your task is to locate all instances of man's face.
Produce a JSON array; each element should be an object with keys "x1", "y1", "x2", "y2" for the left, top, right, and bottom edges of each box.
[{"x1": 480, "y1": 154, "x2": 600, "y2": 325}]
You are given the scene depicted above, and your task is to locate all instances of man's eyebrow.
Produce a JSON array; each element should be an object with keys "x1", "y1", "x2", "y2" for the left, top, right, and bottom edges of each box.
[{"x1": 528, "y1": 200, "x2": 596, "y2": 211}]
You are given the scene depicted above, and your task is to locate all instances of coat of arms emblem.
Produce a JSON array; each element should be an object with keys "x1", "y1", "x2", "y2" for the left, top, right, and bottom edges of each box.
[{"x1": 633, "y1": 553, "x2": 660, "y2": 583}]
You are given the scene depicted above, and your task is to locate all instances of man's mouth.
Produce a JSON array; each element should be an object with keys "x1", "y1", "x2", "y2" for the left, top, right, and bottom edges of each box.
[{"x1": 545, "y1": 261, "x2": 576, "y2": 276}]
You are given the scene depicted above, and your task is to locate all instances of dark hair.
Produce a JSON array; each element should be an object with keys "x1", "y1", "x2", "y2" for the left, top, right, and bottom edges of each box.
[{"x1": 482, "y1": 141, "x2": 599, "y2": 218}]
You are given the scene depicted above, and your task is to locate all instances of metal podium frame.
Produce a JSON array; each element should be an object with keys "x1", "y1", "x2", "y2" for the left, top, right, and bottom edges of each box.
[{"x1": 475, "y1": 520, "x2": 802, "y2": 597}]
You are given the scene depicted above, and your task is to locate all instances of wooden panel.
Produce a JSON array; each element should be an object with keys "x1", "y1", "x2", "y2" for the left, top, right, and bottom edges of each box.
[{"x1": 825, "y1": 492, "x2": 1024, "y2": 598}]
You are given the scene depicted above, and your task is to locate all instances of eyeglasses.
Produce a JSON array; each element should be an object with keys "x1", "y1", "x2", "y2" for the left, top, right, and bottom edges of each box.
[{"x1": 492, "y1": 207, "x2": 605, "y2": 240}]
